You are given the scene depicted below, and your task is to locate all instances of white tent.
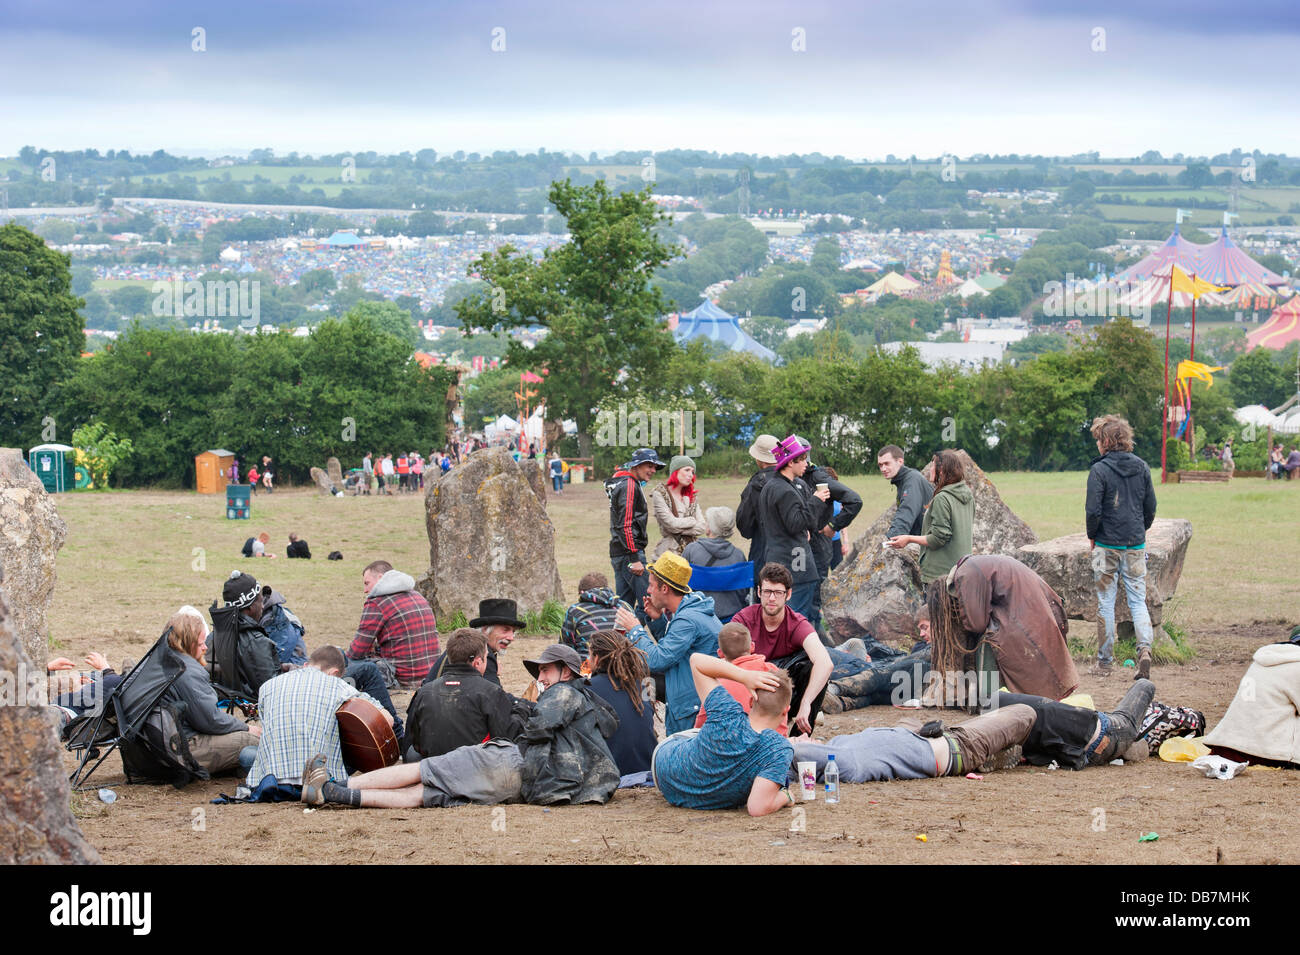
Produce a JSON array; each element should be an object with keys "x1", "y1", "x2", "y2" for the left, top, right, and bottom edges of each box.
[
  {"x1": 957, "y1": 277, "x2": 988, "y2": 299},
  {"x1": 1235, "y1": 404, "x2": 1300, "y2": 435}
]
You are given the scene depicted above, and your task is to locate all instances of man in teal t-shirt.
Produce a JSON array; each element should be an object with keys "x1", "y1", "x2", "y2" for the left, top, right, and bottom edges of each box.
[{"x1": 653, "y1": 652, "x2": 795, "y2": 816}]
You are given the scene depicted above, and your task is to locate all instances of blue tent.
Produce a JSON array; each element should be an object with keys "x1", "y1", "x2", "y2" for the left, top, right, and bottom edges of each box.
[
  {"x1": 673, "y1": 300, "x2": 777, "y2": 362},
  {"x1": 324, "y1": 231, "x2": 365, "y2": 247}
]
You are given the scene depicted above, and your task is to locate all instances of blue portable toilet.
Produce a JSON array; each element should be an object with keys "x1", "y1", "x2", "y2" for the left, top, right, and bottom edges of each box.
[{"x1": 28, "y1": 444, "x2": 75, "y2": 493}]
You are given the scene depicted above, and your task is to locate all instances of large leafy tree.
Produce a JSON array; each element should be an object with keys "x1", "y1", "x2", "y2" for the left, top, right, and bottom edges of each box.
[
  {"x1": 0, "y1": 224, "x2": 85, "y2": 444},
  {"x1": 455, "y1": 179, "x2": 679, "y2": 450}
]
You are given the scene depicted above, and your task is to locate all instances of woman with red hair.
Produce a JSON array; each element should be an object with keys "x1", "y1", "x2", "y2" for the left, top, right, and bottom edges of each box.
[{"x1": 650, "y1": 455, "x2": 708, "y2": 559}]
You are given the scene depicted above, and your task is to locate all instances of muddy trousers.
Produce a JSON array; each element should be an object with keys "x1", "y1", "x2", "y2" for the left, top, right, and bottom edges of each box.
[{"x1": 943, "y1": 704, "x2": 1037, "y2": 775}]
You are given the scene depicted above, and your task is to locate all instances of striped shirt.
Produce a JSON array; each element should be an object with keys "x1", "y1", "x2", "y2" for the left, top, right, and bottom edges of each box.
[{"x1": 244, "y1": 667, "x2": 383, "y2": 786}]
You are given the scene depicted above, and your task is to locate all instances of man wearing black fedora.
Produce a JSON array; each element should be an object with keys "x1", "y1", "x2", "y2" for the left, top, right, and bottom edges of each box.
[{"x1": 422, "y1": 598, "x2": 526, "y2": 688}]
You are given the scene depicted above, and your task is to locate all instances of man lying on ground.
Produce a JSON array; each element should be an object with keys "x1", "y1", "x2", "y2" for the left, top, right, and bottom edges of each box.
[
  {"x1": 302, "y1": 645, "x2": 619, "y2": 808},
  {"x1": 822, "y1": 616, "x2": 932, "y2": 713},
  {"x1": 653, "y1": 652, "x2": 793, "y2": 817},
  {"x1": 246, "y1": 645, "x2": 390, "y2": 788},
  {"x1": 792, "y1": 679, "x2": 1156, "y2": 784}
]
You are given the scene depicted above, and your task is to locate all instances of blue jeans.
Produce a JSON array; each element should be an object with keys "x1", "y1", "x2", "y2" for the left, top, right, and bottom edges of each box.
[
  {"x1": 344, "y1": 660, "x2": 404, "y2": 739},
  {"x1": 239, "y1": 745, "x2": 259, "y2": 771},
  {"x1": 552, "y1": 474, "x2": 564, "y2": 491},
  {"x1": 612, "y1": 552, "x2": 649, "y2": 624},
  {"x1": 831, "y1": 649, "x2": 932, "y2": 709},
  {"x1": 1093, "y1": 546, "x2": 1154, "y2": 664}
]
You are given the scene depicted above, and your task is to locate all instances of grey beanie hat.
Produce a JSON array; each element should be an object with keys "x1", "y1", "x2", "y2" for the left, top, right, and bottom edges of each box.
[
  {"x1": 705, "y1": 505, "x2": 736, "y2": 539},
  {"x1": 668, "y1": 455, "x2": 696, "y2": 476}
]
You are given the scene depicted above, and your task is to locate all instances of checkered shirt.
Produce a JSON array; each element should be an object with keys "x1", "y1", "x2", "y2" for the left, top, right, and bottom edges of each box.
[{"x1": 348, "y1": 589, "x2": 439, "y2": 685}]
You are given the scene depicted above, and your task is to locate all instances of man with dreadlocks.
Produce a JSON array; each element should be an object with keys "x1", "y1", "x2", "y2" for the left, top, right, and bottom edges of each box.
[
  {"x1": 586, "y1": 630, "x2": 658, "y2": 779},
  {"x1": 926, "y1": 555, "x2": 1078, "y2": 708}
]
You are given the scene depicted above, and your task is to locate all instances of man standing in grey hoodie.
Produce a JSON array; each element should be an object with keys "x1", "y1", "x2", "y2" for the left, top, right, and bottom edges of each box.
[{"x1": 1085, "y1": 415, "x2": 1157, "y2": 679}]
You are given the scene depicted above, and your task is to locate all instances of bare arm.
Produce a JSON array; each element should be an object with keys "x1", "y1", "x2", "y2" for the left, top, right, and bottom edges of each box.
[
  {"x1": 689, "y1": 652, "x2": 781, "y2": 707},
  {"x1": 794, "y1": 633, "x2": 834, "y2": 735},
  {"x1": 747, "y1": 777, "x2": 793, "y2": 817}
]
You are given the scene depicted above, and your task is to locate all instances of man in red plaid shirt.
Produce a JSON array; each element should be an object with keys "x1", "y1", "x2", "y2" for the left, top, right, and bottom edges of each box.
[{"x1": 348, "y1": 560, "x2": 439, "y2": 687}]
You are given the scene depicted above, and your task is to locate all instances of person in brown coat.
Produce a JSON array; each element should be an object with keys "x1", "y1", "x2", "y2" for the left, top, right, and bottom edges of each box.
[{"x1": 927, "y1": 554, "x2": 1079, "y2": 707}]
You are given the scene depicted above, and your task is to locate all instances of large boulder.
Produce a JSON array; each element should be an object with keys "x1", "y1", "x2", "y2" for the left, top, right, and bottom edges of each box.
[
  {"x1": 416, "y1": 447, "x2": 563, "y2": 620},
  {"x1": 822, "y1": 547, "x2": 925, "y2": 644},
  {"x1": 0, "y1": 530, "x2": 98, "y2": 865},
  {"x1": 326, "y1": 456, "x2": 343, "y2": 486},
  {"x1": 310, "y1": 467, "x2": 341, "y2": 496},
  {"x1": 1016, "y1": 518, "x2": 1193, "y2": 629},
  {"x1": 0, "y1": 449, "x2": 68, "y2": 666},
  {"x1": 824, "y1": 449, "x2": 1036, "y2": 644}
]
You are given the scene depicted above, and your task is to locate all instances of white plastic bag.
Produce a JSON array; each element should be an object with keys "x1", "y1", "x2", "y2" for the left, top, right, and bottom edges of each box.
[{"x1": 1191, "y1": 755, "x2": 1248, "y2": 780}]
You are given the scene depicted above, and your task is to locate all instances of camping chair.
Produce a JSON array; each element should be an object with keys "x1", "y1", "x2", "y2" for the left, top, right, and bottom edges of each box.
[
  {"x1": 66, "y1": 628, "x2": 186, "y2": 790},
  {"x1": 207, "y1": 601, "x2": 276, "y2": 718},
  {"x1": 688, "y1": 561, "x2": 754, "y2": 621}
]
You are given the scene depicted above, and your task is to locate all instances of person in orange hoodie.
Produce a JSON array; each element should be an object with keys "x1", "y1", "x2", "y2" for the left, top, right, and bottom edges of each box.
[{"x1": 695, "y1": 622, "x2": 787, "y2": 735}]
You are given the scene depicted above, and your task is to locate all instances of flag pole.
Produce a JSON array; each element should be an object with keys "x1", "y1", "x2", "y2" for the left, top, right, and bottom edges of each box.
[
  {"x1": 1187, "y1": 275, "x2": 1198, "y2": 456},
  {"x1": 1161, "y1": 268, "x2": 1174, "y2": 483}
]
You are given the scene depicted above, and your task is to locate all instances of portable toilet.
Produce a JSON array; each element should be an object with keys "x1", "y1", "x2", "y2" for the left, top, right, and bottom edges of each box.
[
  {"x1": 28, "y1": 444, "x2": 75, "y2": 493},
  {"x1": 226, "y1": 483, "x2": 252, "y2": 520},
  {"x1": 195, "y1": 449, "x2": 236, "y2": 494}
]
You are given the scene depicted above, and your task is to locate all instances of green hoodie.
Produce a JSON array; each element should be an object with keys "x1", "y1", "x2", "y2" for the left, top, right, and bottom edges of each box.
[{"x1": 918, "y1": 480, "x2": 974, "y2": 584}]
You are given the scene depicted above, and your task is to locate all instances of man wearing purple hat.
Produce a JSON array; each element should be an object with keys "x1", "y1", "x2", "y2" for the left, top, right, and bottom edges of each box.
[{"x1": 757, "y1": 435, "x2": 828, "y2": 620}]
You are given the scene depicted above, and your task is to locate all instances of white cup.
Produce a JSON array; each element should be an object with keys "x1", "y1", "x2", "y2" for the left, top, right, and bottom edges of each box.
[{"x1": 798, "y1": 762, "x2": 817, "y2": 800}]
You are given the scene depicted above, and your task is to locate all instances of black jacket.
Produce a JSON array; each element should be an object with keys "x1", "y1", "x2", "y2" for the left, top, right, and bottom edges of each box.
[
  {"x1": 605, "y1": 470, "x2": 648, "y2": 560},
  {"x1": 806, "y1": 464, "x2": 863, "y2": 577},
  {"x1": 759, "y1": 470, "x2": 821, "y2": 586},
  {"x1": 888, "y1": 466, "x2": 934, "y2": 537},
  {"x1": 735, "y1": 466, "x2": 774, "y2": 574},
  {"x1": 1085, "y1": 451, "x2": 1156, "y2": 546},
  {"x1": 286, "y1": 539, "x2": 311, "y2": 559},
  {"x1": 423, "y1": 648, "x2": 500, "y2": 687},
  {"x1": 404, "y1": 663, "x2": 530, "y2": 759}
]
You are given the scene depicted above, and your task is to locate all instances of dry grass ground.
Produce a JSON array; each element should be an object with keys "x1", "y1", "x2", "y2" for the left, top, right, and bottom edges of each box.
[{"x1": 47, "y1": 470, "x2": 1300, "y2": 864}]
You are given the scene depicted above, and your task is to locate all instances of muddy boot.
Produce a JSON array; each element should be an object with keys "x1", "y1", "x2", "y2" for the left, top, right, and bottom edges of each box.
[
  {"x1": 1090, "y1": 679, "x2": 1155, "y2": 764},
  {"x1": 945, "y1": 704, "x2": 1036, "y2": 775},
  {"x1": 1135, "y1": 647, "x2": 1152, "y2": 681},
  {"x1": 821, "y1": 686, "x2": 843, "y2": 715}
]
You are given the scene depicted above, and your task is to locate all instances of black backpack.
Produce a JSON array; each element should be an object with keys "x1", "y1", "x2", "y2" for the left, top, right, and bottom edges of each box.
[
  {"x1": 208, "y1": 602, "x2": 281, "y2": 701},
  {"x1": 119, "y1": 701, "x2": 210, "y2": 788},
  {"x1": 241, "y1": 537, "x2": 256, "y2": 558}
]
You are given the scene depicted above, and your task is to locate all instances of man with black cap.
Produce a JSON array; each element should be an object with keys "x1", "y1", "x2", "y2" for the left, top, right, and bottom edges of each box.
[
  {"x1": 422, "y1": 597, "x2": 526, "y2": 687},
  {"x1": 302, "y1": 643, "x2": 620, "y2": 808},
  {"x1": 605, "y1": 447, "x2": 665, "y2": 623}
]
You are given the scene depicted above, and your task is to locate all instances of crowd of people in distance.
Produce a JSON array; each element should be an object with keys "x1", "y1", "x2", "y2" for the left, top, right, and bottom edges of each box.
[{"x1": 59, "y1": 412, "x2": 1300, "y2": 820}]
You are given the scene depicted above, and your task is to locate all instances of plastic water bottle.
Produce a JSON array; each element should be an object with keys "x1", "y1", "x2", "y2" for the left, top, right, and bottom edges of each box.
[{"x1": 824, "y1": 755, "x2": 839, "y2": 804}]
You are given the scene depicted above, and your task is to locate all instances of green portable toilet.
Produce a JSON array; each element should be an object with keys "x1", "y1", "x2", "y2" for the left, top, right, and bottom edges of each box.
[{"x1": 28, "y1": 444, "x2": 75, "y2": 493}]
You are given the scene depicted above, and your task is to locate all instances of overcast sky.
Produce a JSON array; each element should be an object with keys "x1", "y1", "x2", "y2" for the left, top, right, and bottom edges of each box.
[{"x1": 3, "y1": 0, "x2": 1297, "y2": 159}]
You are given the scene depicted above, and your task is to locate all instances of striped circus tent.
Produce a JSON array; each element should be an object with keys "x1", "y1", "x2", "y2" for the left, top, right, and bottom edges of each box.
[
  {"x1": 1216, "y1": 280, "x2": 1279, "y2": 308},
  {"x1": 1116, "y1": 264, "x2": 1228, "y2": 310},
  {"x1": 1247, "y1": 297, "x2": 1300, "y2": 350},
  {"x1": 1113, "y1": 225, "x2": 1204, "y2": 284},
  {"x1": 1194, "y1": 227, "x2": 1289, "y2": 287}
]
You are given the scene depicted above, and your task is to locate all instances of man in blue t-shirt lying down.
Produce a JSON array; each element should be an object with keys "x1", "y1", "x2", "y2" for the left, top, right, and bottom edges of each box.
[
  {"x1": 792, "y1": 679, "x2": 1157, "y2": 782},
  {"x1": 653, "y1": 653, "x2": 795, "y2": 816}
]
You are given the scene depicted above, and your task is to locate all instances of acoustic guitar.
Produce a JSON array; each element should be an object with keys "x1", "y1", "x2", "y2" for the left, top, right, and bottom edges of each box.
[{"x1": 336, "y1": 698, "x2": 400, "y2": 772}]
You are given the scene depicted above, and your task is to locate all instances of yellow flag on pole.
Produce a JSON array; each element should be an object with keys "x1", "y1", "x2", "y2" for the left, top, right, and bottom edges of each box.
[{"x1": 1169, "y1": 265, "x2": 1227, "y2": 299}]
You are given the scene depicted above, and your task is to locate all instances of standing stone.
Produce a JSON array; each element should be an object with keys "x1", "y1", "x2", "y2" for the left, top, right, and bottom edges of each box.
[
  {"x1": 310, "y1": 467, "x2": 340, "y2": 496},
  {"x1": 326, "y1": 456, "x2": 343, "y2": 486},
  {"x1": 416, "y1": 447, "x2": 562, "y2": 621},
  {"x1": 1016, "y1": 518, "x2": 1193, "y2": 629},
  {"x1": 0, "y1": 537, "x2": 98, "y2": 864},
  {"x1": 0, "y1": 448, "x2": 68, "y2": 666},
  {"x1": 824, "y1": 450, "x2": 1036, "y2": 644}
]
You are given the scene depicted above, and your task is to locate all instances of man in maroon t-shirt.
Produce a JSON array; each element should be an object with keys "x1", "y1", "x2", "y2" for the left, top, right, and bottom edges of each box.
[{"x1": 730, "y1": 562, "x2": 834, "y2": 736}]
